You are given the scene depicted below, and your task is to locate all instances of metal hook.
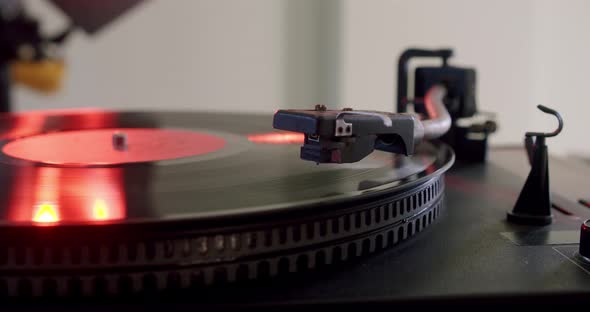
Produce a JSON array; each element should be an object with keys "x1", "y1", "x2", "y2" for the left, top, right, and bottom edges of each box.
[{"x1": 525, "y1": 105, "x2": 563, "y2": 138}]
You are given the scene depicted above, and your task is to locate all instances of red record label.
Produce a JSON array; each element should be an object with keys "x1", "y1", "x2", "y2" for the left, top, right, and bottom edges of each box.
[{"x1": 2, "y1": 128, "x2": 226, "y2": 165}]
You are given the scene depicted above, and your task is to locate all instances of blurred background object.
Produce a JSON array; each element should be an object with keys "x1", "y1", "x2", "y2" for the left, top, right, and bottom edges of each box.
[
  {"x1": 0, "y1": 0, "x2": 141, "y2": 111},
  {"x1": 12, "y1": 0, "x2": 590, "y2": 157},
  {"x1": 49, "y1": 0, "x2": 143, "y2": 34}
]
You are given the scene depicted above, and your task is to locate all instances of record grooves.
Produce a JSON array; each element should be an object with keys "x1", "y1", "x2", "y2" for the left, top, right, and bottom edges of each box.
[{"x1": 0, "y1": 110, "x2": 453, "y2": 296}]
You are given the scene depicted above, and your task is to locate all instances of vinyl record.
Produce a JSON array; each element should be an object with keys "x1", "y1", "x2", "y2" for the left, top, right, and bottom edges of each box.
[{"x1": 0, "y1": 109, "x2": 453, "y2": 296}]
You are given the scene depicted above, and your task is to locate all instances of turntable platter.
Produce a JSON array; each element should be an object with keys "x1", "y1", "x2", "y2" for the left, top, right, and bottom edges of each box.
[
  {"x1": 0, "y1": 110, "x2": 452, "y2": 225},
  {"x1": 0, "y1": 110, "x2": 453, "y2": 296}
]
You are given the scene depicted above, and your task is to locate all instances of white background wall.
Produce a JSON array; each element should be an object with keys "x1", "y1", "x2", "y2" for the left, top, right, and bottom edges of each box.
[
  {"x1": 530, "y1": 0, "x2": 590, "y2": 157},
  {"x1": 15, "y1": 0, "x2": 590, "y2": 156}
]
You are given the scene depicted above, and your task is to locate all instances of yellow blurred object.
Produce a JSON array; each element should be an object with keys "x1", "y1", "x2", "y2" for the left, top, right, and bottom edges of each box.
[{"x1": 10, "y1": 60, "x2": 65, "y2": 93}]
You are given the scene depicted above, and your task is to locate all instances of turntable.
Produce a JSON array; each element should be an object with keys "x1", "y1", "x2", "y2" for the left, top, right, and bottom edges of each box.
[
  {"x1": 2, "y1": 105, "x2": 590, "y2": 307},
  {"x1": 0, "y1": 96, "x2": 454, "y2": 296},
  {"x1": 1, "y1": 4, "x2": 590, "y2": 304},
  {"x1": 0, "y1": 84, "x2": 589, "y2": 308}
]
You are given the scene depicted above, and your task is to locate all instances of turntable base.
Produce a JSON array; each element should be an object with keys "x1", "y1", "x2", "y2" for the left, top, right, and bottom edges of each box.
[{"x1": 158, "y1": 153, "x2": 590, "y2": 306}]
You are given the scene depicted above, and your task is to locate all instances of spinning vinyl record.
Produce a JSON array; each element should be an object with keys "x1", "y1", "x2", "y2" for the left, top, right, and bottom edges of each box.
[{"x1": 0, "y1": 109, "x2": 453, "y2": 296}]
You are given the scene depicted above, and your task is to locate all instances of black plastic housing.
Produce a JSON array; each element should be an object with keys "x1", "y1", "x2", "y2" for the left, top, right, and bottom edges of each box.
[
  {"x1": 397, "y1": 48, "x2": 496, "y2": 163},
  {"x1": 414, "y1": 66, "x2": 477, "y2": 120}
]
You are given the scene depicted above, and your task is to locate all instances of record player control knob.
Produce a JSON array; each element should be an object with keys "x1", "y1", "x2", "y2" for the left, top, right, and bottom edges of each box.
[
  {"x1": 579, "y1": 220, "x2": 590, "y2": 262},
  {"x1": 112, "y1": 132, "x2": 128, "y2": 151}
]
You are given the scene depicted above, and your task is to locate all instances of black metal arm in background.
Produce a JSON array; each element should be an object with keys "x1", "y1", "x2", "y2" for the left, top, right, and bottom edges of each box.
[{"x1": 396, "y1": 48, "x2": 453, "y2": 113}]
